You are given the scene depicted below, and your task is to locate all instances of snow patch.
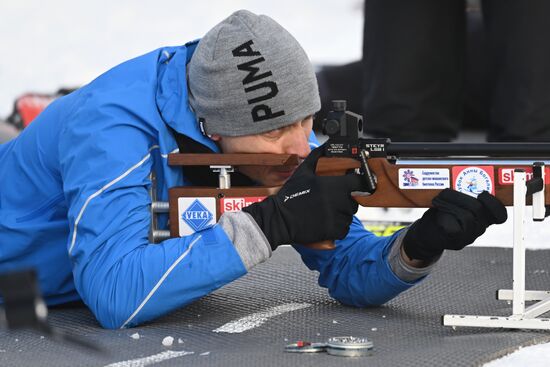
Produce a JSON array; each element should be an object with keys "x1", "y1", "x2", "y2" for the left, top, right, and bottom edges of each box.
[{"x1": 213, "y1": 303, "x2": 311, "y2": 333}]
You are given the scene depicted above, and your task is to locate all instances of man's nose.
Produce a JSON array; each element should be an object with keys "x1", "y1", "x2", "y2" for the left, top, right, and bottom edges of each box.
[{"x1": 281, "y1": 127, "x2": 311, "y2": 158}]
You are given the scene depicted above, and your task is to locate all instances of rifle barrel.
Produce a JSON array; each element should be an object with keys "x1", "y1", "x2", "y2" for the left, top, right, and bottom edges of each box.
[{"x1": 384, "y1": 143, "x2": 550, "y2": 158}]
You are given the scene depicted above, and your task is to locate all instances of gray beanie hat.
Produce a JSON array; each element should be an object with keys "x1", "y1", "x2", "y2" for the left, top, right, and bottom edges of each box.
[{"x1": 188, "y1": 10, "x2": 320, "y2": 136}]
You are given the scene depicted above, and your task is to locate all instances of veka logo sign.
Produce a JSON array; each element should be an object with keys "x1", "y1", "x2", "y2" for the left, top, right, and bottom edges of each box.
[
  {"x1": 178, "y1": 197, "x2": 216, "y2": 236},
  {"x1": 220, "y1": 197, "x2": 266, "y2": 214},
  {"x1": 182, "y1": 199, "x2": 213, "y2": 231}
]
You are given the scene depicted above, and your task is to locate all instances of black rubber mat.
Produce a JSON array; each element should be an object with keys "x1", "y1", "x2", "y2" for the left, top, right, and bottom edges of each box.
[{"x1": 1, "y1": 246, "x2": 550, "y2": 367}]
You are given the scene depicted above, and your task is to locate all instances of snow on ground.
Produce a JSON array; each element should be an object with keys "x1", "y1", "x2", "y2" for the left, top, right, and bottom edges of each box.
[
  {"x1": 484, "y1": 343, "x2": 550, "y2": 367},
  {"x1": 1, "y1": 1, "x2": 548, "y2": 365}
]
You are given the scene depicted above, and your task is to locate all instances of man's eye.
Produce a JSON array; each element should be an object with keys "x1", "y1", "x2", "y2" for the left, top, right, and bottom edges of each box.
[{"x1": 263, "y1": 128, "x2": 284, "y2": 139}]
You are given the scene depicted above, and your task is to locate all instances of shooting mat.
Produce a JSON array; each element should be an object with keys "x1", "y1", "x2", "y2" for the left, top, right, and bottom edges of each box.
[{"x1": 1, "y1": 246, "x2": 550, "y2": 367}]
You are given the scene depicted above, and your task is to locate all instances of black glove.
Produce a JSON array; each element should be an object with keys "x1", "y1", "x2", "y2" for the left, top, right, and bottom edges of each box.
[
  {"x1": 403, "y1": 189, "x2": 508, "y2": 261},
  {"x1": 243, "y1": 145, "x2": 365, "y2": 249}
]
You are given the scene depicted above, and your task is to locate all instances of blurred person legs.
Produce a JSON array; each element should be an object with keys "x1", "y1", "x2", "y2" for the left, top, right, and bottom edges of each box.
[
  {"x1": 360, "y1": 0, "x2": 550, "y2": 142},
  {"x1": 315, "y1": 61, "x2": 363, "y2": 130},
  {"x1": 463, "y1": 4, "x2": 491, "y2": 133},
  {"x1": 362, "y1": 0, "x2": 466, "y2": 142},
  {"x1": 316, "y1": 4, "x2": 489, "y2": 137},
  {"x1": 482, "y1": 0, "x2": 550, "y2": 142}
]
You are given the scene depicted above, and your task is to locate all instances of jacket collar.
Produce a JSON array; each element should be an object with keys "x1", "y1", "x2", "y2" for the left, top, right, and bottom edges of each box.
[{"x1": 155, "y1": 40, "x2": 219, "y2": 153}]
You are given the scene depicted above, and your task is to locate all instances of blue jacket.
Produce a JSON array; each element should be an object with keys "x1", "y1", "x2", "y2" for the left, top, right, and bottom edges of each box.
[{"x1": 0, "y1": 41, "x2": 417, "y2": 329}]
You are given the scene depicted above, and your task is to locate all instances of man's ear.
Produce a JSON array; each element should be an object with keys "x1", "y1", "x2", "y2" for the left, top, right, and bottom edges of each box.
[{"x1": 209, "y1": 134, "x2": 222, "y2": 142}]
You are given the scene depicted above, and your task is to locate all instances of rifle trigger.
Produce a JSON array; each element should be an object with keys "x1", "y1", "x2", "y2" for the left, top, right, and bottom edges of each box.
[{"x1": 359, "y1": 150, "x2": 377, "y2": 194}]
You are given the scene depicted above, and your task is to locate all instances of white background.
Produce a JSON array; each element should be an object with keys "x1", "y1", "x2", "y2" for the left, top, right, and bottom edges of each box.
[{"x1": 0, "y1": 0, "x2": 363, "y2": 118}]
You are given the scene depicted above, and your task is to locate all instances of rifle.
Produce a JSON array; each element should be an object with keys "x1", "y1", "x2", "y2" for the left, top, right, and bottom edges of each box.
[
  {"x1": 162, "y1": 100, "x2": 550, "y2": 245},
  {"x1": 164, "y1": 101, "x2": 550, "y2": 330},
  {"x1": 317, "y1": 100, "x2": 550, "y2": 208}
]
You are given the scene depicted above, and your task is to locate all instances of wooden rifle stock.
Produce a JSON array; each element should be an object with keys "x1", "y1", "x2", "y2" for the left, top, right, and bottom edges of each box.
[
  {"x1": 316, "y1": 157, "x2": 550, "y2": 207},
  {"x1": 167, "y1": 151, "x2": 549, "y2": 252}
]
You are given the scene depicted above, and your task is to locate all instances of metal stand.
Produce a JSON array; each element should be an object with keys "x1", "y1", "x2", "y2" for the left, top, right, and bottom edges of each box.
[
  {"x1": 149, "y1": 171, "x2": 170, "y2": 243},
  {"x1": 211, "y1": 165, "x2": 234, "y2": 190},
  {"x1": 443, "y1": 163, "x2": 550, "y2": 330}
]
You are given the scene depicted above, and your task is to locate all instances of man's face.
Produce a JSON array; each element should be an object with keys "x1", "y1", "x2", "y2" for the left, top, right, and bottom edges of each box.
[{"x1": 212, "y1": 116, "x2": 313, "y2": 186}]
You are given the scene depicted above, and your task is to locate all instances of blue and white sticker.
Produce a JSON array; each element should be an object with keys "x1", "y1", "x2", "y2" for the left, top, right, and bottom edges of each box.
[
  {"x1": 178, "y1": 197, "x2": 216, "y2": 236},
  {"x1": 398, "y1": 168, "x2": 450, "y2": 189},
  {"x1": 452, "y1": 166, "x2": 495, "y2": 197}
]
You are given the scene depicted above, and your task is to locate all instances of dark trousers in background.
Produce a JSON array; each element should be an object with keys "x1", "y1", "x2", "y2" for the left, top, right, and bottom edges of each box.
[{"x1": 362, "y1": 0, "x2": 550, "y2": 142}]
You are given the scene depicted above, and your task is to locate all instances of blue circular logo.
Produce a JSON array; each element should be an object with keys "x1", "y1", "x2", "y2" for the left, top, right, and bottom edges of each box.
[{"x1": 455, "y1": 167, "x2": 493, "y2": 197}]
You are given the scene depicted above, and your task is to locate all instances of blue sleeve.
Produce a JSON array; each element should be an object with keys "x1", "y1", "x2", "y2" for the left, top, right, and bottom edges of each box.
[
  {"x1": 59, "y1": 104, "x2": 247, "y2": 329},
  {"x1": 294, "y1": 217, "x2": 419, "y2": 307}
]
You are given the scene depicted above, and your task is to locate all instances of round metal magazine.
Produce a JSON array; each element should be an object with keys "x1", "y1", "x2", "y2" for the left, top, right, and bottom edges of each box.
[
  {"x1": 284, "y1": 342, "x2": 327, "y2": 353},
  {"x1": 326, "y1": 336, "x2": 374, "y2": 357}
]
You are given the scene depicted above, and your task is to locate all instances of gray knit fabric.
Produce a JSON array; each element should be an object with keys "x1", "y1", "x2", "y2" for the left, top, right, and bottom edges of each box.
[
  {"x1": 218, "y1": 211, "x2": 272, "y2": 270},
  {"x1": 388, "y1": 227, "x2": 441, "y2": 283},
  {"x1": 188, "y1": 9, "x2": 320, "y2": 136}
]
